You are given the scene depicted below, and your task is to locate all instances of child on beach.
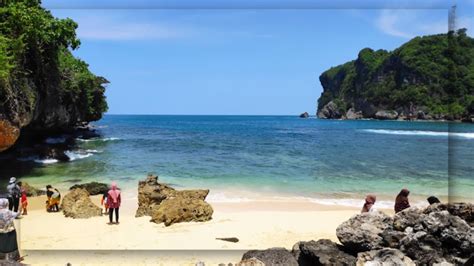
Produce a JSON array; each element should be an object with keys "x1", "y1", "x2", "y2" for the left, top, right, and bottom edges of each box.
[
  {"x1": 107, "y1": 182, "x2": 121, "y2": 224},
  {"x1": 17, "y1": 182, "x2": 28, "y2": 215},
  {"x1": 101, "y1": 191, "x2": 109, "y2": 215}
]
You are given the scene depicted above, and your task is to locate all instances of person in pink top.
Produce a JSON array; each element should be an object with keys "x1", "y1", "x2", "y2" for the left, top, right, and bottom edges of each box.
[{"x1": 107, "y1": 182, "x2": 121, "y2": 224}]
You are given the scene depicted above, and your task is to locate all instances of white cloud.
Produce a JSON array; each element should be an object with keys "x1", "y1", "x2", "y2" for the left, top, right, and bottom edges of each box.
[{"x1": 376, "y1": 10, "x2": 414, "y2": 38}]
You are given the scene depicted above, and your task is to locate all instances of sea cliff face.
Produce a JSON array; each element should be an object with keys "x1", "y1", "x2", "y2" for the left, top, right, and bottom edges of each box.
[
  {"x1": 317, "y1": 30, "x2": 474, "y2": 122},
  {"x1": 0, "y1": 1, "x2": 108, "y2": 152}
]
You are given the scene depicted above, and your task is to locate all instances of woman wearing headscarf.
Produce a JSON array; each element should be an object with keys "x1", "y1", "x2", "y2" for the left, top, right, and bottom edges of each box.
[
  {"x1": 0, "y1": 198, "x2": 21, "y2": 262},
  {"x1": 361, "y1": 194, "x2": 376, "y2": 213},
  {"x1": 107, "y1": 182, "x2": 121, "y2": 224},
  {"x1": 394, "y1": 188, "x2": 411, "y2": 213}
]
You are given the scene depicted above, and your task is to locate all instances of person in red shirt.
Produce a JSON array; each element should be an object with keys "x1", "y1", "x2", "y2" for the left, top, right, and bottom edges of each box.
[{"x1": 17, "y1": 182, "x2": 28, "y2": 216}]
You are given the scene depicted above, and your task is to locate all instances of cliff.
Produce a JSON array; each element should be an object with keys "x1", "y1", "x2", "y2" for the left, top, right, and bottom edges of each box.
[
  {"x1": 0, "y1": 0, "x2": 108, "y2": 152},
  {"x1": 317, "y1": 29, "x2": 474, "y2": 122}
]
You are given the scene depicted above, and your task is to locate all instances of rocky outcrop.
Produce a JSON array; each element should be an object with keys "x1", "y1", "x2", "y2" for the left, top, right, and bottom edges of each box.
[
  {"x1": 136, "y1": 174, "x2": 213, "y2": 226},
  {"x1": 356, "y1": 248, "x2": 415, "y2": 266},
  {"x1": 316, "y1": 32, "x2": 474, "y2": 122},
  {"x1": 424, "y1": 202, "x2": 474, "y2": 227},
  {"x1": 239, "y1": 205, "x2": 474, "y2": 266},
  {"x1": 374, "y1": 110, "x2": 398, "y2": 120},
  {"x1": 292, "y1": 239, "x2": 356, "y2": 266},
  {"x1": 61, "y1": 188, "x2": 102, "y2": 219},
  {"x1": 345, "y1": 108, "x2": 363, "y2": 120},
  {"x1": 317, "y1": 101, "x2": 343, "y2": 119},
  {"x1": 299, "y1": 112, "x2": 309, "y2": 118},
  {"x1": 70, "y1": 182, "x2": 109, "y2": 196},
  {"x1": 241, "y1": 248, "x2": 298, "y2": 266},
  {"x1": 336, "y1": 211, "x2": 394, "y2": 252}
]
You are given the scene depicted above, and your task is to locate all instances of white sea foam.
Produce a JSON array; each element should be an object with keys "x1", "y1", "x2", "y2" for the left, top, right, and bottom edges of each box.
[
  {"x1": 45, "y1": 137, "x2": 67, "y2": 144},
  {"x1": 77, "y1": 137, "x2": 121, "y2": 142},
  {"x1": 206, "y1": 192, "x2": 252, "y2": 203},
  {"x1": 363, "y1": 129, "x2": 474, "y2": 139},
  {"x1": 307, "y1": 197, "x2": 427, "y2": 209},
  {"x1": 64, "y1": 150, "x2": 93, "y2": 161},
  {"x1": 34, "y1": 158, "x2": 59, "y2": 164}
]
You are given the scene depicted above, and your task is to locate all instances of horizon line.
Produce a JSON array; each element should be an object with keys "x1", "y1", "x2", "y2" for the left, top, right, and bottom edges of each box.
[{"x1": 103, "y1": 113, "x2": 313, "y2": 116}]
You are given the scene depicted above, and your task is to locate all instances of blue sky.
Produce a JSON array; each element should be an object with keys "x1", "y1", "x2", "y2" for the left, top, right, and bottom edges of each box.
[{"x1": 43, "y1": 0, "x2": 474, "y2": 115}]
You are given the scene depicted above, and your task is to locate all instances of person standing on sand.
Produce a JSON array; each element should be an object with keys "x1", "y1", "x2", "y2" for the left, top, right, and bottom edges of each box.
[
  {"x1": 0, "y1": 198, "x2": 21, "y2": 262},
  {"x1": 361, "y1": 194, "x2": 376, "y2": 213},
  {"x1": 46, "y1": 185, "x2": 61, "y2": 212},
  {"x1": 6, "y1": 177, "x2": 20, "y2": 213},
  {"x1": 18, "y1": 182, "x2": 28, "y2": 215},
  {"x1": 107, "y1": 182, "x2": 121, "y2": 224},
  {"x1": 394, "y1": 188, "x2": 411, "y2": 213}
]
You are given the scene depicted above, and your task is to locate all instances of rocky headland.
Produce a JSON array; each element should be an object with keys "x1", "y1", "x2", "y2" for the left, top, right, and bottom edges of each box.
[
  {"x1": 0, "y1": 1, "x2": 108, "y2": 161},
  {"x1": 237, "y1": 203, "x2": 474, "y2": 265},
  {"x1": 316, "y1": 30, "x2": 474, "y2": 122}
]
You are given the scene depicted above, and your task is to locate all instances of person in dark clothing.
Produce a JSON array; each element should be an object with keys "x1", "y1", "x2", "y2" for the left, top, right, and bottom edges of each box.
[
  {"x1": 394, "y1": 188, "x2": 411, "y2": 213},
  {"x1": 427, "y1": 196, "x2": 441, "y2": 205},
  {"x1": 6, "y1": 177, "x2": 20, "y2": 213}
]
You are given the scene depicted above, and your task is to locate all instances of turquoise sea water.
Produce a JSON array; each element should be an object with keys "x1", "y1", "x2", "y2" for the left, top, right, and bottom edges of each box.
[{"x1": 2, "y1": 115, "x2": 474, "y2": 206}]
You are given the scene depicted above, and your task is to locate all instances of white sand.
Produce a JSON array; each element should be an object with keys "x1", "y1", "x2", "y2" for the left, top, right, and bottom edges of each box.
[{"x1": 15, "y1": 191, "x2": 392, "y2": 265}]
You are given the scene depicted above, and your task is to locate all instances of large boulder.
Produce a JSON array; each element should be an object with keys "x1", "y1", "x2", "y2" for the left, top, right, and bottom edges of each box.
[
  {"x1": 336, "y1": 212, "x2": 394, "y2": 253},
  {"x1": 317, "y1": 101, "x2": 343, "y2": 119},
  {"x1": 0, "y1": 118, "x2": 20, "y2": 152},
  {"x1": 61, "y1": 188, "x2": 102, "y2": 219},
  {"x1": 241, "y1": 248, "x2": 298, "y2": 266},
  {"x1": 70, "y1": 182, "x2": 109, "y2": 196},
  {"x1": 393, "y1": 207, "x2": 424, "y2": 231},
  {"x1": 398, "y1": 210, "x2": 474, "y2": 265},
  {"x1": 374, "y1": 110, "x2": 398, "y2": 120},
  {"x1": 137, "y1": 174, "x2": 213, "y2": 226},
  {"x1": 135, "y1": 174, "x2": 177, "y2": 217},
  {"x1": 150, "y1": 195, "x2": 213, "y2": 226},
  {"x1": 292, "y1": 239, "x2": 356, "y2": 266},
  {"x1": 424, "y1": 203, "x2": 474, "y2": 227},
  {"x1": 356, "y1": 248, "x2": 415, "y2": 266}
]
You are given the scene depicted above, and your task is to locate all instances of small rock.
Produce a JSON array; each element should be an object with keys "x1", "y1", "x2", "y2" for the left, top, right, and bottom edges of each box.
[
  {"x1": 299, "y1": 112, "x2": 309, "y2": 118},
  {"x1": 292, "y1": 239, "x2": 356, "y2": 266},
  {"x1": 374, "y1": 110, "x2": 398, "y2": 120},
  {"x1": 70, "y1": 182, "x2": 109, "y2": 196},
  {"x1": 216, "y1": 237, "x2": 239, "y2": 243}
]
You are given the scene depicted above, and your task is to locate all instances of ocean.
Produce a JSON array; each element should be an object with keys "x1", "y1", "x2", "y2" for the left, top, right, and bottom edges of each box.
[{"x1": 2, "y1": 115, "x2": 474, "y2": 207}]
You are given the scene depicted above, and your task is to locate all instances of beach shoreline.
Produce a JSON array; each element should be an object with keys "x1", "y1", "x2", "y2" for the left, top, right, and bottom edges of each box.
[{"x1": 15, "y1": 190, "x2": 390, "y2": 265}]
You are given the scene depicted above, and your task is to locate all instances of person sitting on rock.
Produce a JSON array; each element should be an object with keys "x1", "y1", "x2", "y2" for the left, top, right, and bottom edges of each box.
[
  {"x1": 46, "y1": 185, "x2": 61, "y2": 212},
  {"x1": 427, "y1": 196, "x2": 441, "y2": 205},
  {"x1": 394, "y1": 188, "x2": 410, "y2": 213},
  {"x1": 107, "y1": 182, "x2": 121, "y2": 224},
  {"x1": 361, "y1": 194, "x2": 376, "y2": 213}
]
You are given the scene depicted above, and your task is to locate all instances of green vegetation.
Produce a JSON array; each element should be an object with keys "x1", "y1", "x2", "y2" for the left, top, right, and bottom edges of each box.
[
  {"x1": 318, "y1": 29, "x2": 474, "y2": 120},
  {"x1": 0, "y1": 0, "x2": 107, "y2": 126}
]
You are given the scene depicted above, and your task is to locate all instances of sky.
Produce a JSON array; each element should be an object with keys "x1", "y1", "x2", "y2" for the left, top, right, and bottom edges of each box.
[{"x1": 42, "y1": 0, "x2": 474, "y2": 115}]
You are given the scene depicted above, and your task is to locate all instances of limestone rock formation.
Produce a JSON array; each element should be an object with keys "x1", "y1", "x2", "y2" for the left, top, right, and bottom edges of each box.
[
  {"x1": 336, "y1": 211, "x2": 394, "y2": 252},
  {"x1": 374, "y1": 110, "x2": 398, "y2": 120},
  {"x1": 241, "y1": 248, "x2": 298, "y2": 266},
  {"x1": 22, "y1": 182, "x2": 46, "y2": 197},
  {"x1": 70, "y1": 182, "x2": 109, "y2": 196},
  {"x1": 0, "y1": 118, "x2": 20, "y2": 152},
  {"x1": 136, "y1": 174, "x2": 213, "y2": 226},
  {"x1": 345, "y1": 108, "x2": 363, "y2": 120},
  {"x1": 317, "y1": 101, "x2": 343, "y2": 119},
  {"x1": 61, "y1": 188, "x2": 102, "y2": 219}
]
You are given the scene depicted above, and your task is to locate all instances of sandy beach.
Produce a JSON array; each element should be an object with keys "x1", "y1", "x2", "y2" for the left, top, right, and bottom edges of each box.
[{"x1": 13, "y1": 189, "x2": 395, "y2": 265}]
